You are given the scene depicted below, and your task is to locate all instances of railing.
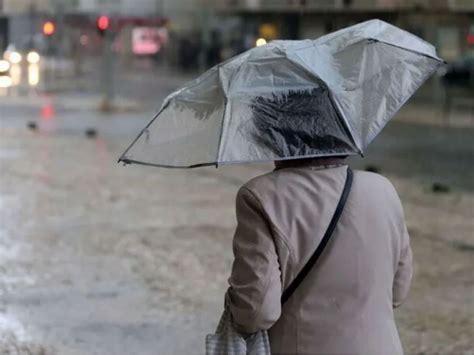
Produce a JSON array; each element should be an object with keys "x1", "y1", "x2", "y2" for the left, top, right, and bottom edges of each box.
[
  {"x1": 216, "y1": 0, "x2": 408, "y2": 12},
  {"x1": 217, "y1": 0, "x2": 474, "y2": 12},
  {"x1": 216, "y1": 0, "x2": 341, "y2": 11},
  {"x1": 449, "y1": 0, "x2": 474, "y2": 11},
  {"x1": 396, "y1": 0, "x2": 474, "y2": 11},
  {"x1": 351, "y1": 0, "x2": 404, "y2": 10}
]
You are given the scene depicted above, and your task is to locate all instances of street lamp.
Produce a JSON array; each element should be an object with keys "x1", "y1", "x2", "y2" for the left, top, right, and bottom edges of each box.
[
  {"x1": 256, "y1": 38, "x2": 267, "y2": 47},
  {"x1": 27, "y1": 51, "x2": 41, "y2": 64},
  {"x1": 0, "y1": 59, "x2": 10, "y2": 73}
]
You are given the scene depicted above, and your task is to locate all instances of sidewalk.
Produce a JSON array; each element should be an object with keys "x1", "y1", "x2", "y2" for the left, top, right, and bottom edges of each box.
[{"x1": 397, "y1": 100, "x2": 474, "y2": 128}]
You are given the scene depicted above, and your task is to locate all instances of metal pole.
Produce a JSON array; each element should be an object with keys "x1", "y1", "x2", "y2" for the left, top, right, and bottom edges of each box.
[
  {"x1": 157, "y1": 0, "x2": 165, "y2": 15},
  {"x1": 28, "y1": 1, "x2": 35, "y2": 49},
  {"x1": 44, "y1": 36, "x2": 53, "y2": 92},
  {"x1": 99, "y1": 30, "x2": 115, "y2": 111},
  {"x1": 199, "y1": 0, "x2": 211, "y2": 72}
]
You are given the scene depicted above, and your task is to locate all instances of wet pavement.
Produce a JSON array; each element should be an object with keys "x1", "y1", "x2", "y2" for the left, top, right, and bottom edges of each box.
[
  {"x1": 0, "y1": 126, "x2": 243, "y2": 354},
  {"x1": 0, "y1": 66, "x2": 473, "y2": 354}
]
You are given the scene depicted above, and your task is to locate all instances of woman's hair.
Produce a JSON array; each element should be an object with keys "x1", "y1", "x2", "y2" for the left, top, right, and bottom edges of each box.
[{"x1": 250, "y1": 87, "x2": 356, "y2": 157}]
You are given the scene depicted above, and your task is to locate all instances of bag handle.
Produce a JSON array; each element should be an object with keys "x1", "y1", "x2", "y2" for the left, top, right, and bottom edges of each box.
[{"x1": 281, "y1": 167, "x2": 353, "y2": 305}]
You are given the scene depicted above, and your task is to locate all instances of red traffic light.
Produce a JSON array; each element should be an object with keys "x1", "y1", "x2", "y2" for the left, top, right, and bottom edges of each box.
[
  {"x1": 97, "y1": 16, "x2": 110, "y2": 31},
  {"x1": 43, "y1": 21, "x2": 56, "y2": 36},
  {"x1": 467, "y1": 34, "x2": 474, "y2": 45}
]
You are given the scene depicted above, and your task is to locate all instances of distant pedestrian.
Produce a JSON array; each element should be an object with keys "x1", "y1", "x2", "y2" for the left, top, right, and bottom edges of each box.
[{"x1": 206, "y1": 30, "x2": 222, "y2": 68}]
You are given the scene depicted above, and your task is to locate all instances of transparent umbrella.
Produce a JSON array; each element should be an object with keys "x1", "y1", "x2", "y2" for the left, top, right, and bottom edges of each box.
[{"x1": 119, "y1": 19, "x2": 443, "y2": 168}]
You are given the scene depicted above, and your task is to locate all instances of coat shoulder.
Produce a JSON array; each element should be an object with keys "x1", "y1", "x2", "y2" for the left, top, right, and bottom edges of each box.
[
  {"x1": 353, "y1": 170, "x2": 400, "y2": 196},
  {"x1": 239, "y1": 170, "x2": 281, "y2": 198},
  {"x1": 353, "y1": 170, "x2": 404, "y2": 214},
  {"x1": 239, "y1": 168, "x2": 402, "y2": 210}
]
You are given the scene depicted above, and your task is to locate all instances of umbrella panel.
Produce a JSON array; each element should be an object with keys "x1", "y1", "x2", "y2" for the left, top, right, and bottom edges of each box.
[
  {"x1": 218, "y1": 87, "x2": 359, "y2": 163},
  {"x1": 121, "y1": 67, "x2": 226, "y2": 168}
]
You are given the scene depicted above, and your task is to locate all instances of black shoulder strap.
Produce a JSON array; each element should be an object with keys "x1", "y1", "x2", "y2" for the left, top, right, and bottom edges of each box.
[{"x1": 281, "y1": 167, "x2": 353, "y2": 305}]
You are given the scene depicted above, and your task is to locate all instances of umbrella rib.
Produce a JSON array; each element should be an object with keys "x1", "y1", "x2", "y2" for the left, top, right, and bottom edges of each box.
[
  {"x1": 283, "y1": 54, "x2": 362, "y2": 153},
  {"x1": 117, "y1": 101, "x2": 170, "y2": 163},
  {"x1": 120, "y1": 150, "x2": 360, "y2": 169},
  {"x1": 168, "y1": 65, "x2": 221, "y2": 100},
  {"x1": 370, "y1": 39, "x2": 445, "y2": 63},
  {"x1": 118, "y1": 158, "x2": 218, "y2": 169},
  {"x1": 215, "y1": 66, "x2": 229, "y2": 168},
  {"x1": 215, "y1": 98, "x2": 227, "y2": 168}
]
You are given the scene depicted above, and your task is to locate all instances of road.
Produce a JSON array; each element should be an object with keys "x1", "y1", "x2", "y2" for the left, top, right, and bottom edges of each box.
[{"x1": 0, "y1": 64, "x2": 473, "y2": 354}]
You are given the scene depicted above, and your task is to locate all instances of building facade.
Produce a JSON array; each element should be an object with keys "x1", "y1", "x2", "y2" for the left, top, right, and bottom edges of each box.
[
  {"x1": 0, "y1": 0, "x2": 80, "y2": 51},
  {"x1": 1, "y1": 0, "x2": 53, "y2": 14},
  {"x1": 0, "y1": 0, "x2": 206, "y2": 51},
  {"x1": 216, "y1": 0, "x2": 474, "y2": 61}
]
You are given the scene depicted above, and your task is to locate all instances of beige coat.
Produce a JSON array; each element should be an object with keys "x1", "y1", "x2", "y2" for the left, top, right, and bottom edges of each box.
[{"x1": 226, "y1": 164, "x2": 412, "y2": 355}]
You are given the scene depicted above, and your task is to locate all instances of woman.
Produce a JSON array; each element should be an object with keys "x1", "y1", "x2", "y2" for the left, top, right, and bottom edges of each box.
[
  {"x1": 117, "y1": 20, "x2": 431, "y2": 353},
  {"x1": 225, "y1": 156, "x2": 412, "y2": 354}
]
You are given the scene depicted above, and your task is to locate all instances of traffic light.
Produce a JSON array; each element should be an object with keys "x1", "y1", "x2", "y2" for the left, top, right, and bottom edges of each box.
[
  {"x1": 43, "y1": 21, "x2": 56, "y2": 36},
  {"x1": 97, "y1": 15, "x2": 110, "y2": 37}
]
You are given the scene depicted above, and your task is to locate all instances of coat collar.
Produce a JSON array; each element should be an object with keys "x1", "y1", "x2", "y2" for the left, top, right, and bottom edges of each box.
[{"x1": 274, "y1": 158, "x2": 347, "y2": 171}]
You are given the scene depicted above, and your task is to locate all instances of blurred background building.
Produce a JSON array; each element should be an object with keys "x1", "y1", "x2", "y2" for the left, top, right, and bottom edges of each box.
[
  {"x1": 216, "y1": 0, "x2": 474, "y2": 60},
  {"x1": 0, "y1": 0, "x2": 472, "y2": 100},
  {"x1": 1, "y1": 0, "x2": 473, "y2": 64}
]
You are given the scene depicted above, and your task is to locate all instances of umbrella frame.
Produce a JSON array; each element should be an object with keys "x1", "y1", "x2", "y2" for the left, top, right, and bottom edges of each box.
[{"x1": 118, "y1": 34, "x2": 444, "y2": 169}]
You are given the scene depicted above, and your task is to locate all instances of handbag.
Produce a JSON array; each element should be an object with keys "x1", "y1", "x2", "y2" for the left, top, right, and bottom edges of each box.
[
  {"x1": 206, "y1": 167, "x2": 353, "y2": 355},
  {"x1": 206, "y1": 309, "x2": 271, "y2": 355}
]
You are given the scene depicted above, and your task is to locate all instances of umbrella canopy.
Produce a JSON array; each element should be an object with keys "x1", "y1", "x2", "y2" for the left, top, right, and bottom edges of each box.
[{"x1": 119, "y1": 19, "x2": 443, "y2": 168}]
